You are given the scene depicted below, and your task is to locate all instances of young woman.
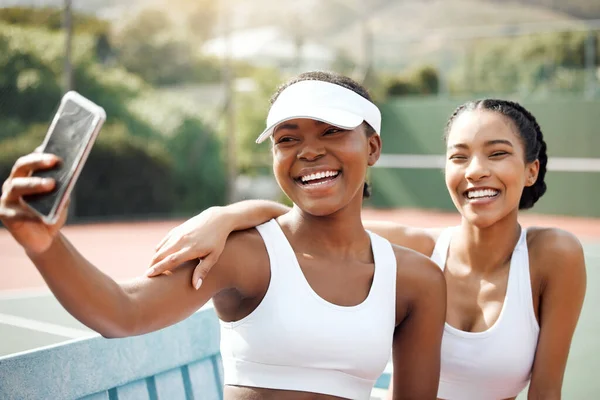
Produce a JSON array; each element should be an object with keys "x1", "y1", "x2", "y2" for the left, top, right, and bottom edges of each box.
[
  {"x1": 0, "y1": 71, "x2": 447, "y2": 400},
  {"x1": 150, "y1": 98, "x2": 587, "y2": 400}
]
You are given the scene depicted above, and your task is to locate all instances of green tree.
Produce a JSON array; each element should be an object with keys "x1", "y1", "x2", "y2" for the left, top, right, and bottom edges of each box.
[
  {"x1": 233, "y1": 67, "x2": 284, "y2": 175},
  {"x1": 167, "y1": 118, "x2": 227, "y2": 213}
]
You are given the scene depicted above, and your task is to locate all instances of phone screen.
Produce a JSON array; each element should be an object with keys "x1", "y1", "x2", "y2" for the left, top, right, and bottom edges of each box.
[{"x1": 23, "y1": 98, "x2": 99, "y2": 219}]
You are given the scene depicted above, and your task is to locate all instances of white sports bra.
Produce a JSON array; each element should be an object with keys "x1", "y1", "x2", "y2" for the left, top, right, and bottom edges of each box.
[
  {"x1": 219, "y1": 219, "x2": 398, "y2": 399},
  {"x1": 431, "y1": 226, "x2": 540, "y2": 400}
]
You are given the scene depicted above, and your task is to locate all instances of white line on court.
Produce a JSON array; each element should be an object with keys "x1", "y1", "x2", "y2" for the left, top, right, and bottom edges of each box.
[{"x1": 0, "y1": 313, "x2": 94, "y2": 338}]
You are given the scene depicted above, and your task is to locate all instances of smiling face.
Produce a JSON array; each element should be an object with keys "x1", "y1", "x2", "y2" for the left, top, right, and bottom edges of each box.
[
  {"x1": 445, "y1": 109, "x2": 540, "y2": 228},
  {"x1": 271, "y1": 118, "x2": 381, "y2": 217}
]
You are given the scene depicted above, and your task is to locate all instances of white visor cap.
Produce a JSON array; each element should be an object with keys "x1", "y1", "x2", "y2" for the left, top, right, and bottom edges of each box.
[{"x1": 255, "y1": 80, "x2": 382, "y2": 144}]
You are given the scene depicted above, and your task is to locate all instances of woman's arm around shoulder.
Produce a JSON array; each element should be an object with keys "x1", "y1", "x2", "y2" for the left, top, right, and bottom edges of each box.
[
  {"x1": 390, "y1": 246, "x2": 447, "y2": 399},
  {"x1": 363, "y1": 221, "x2": 440, "y2": 256},
  {"x1": 527, "y1": 227, "x2": 587, "y2": 400},
  {"x1": 125, "y1": 228, "x2": 269, "y2": 337}
]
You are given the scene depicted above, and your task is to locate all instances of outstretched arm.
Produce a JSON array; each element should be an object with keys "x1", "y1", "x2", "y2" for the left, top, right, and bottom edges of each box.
[
  {"x1": 29, "y1": 233, "x2": 234, "y2": 338},
  {"x1": 363, "y1": 221, "x2": 437, "y2": 256},
  {"x1": 0, "y1": 152, "x2": 240, "y2": 338}
]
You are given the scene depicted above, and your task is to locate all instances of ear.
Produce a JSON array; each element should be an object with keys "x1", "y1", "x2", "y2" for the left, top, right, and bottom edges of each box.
[
  {"x1": 367, "y1": 134, "x2": 382, "y2": 167},
  {"x1": 525, "y1": 159, "x2": 540, "y2": 187}
]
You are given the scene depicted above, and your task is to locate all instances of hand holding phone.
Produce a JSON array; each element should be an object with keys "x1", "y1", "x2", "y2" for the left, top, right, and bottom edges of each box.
[
  {"x1": 0, "y1": 92, "x2": 106, "y2": 254},
  {"x1": 0, "y1": 91, "x2": 105, "y2": 253},
  {"x1": 22, "y1": 91, "x2": 106, "y2": 224}
]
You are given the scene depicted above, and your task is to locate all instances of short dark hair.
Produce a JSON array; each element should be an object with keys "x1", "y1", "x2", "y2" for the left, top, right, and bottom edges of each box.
[
  {"x1": 445, "y1": 99, "x2": 548, "y2": 210},
  {"x1": 272, "y1": 71, "x2": 376, "y2": 199}
]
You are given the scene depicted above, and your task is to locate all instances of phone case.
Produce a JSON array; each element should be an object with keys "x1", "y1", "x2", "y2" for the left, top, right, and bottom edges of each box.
[{"x1": 23, "y1": 91, "x2": 106, "y2": 225}]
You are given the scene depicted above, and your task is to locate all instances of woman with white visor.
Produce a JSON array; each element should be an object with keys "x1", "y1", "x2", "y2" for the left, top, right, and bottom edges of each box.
[{"x1": 0, "y1": 71, "x2": 447, "y2": 400}]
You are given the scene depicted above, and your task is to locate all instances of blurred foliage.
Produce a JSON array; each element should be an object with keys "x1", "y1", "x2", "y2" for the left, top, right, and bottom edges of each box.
[
  {"x1": 111, "y1": 8, "x2": 221, "y2": 86},
  {"x1": 449, "y1": 30, "x2": 600, "y2": 96},
  {"x1": 0, "y1": 124, "x2": 175, "y2": 218},
  {"x1": 75, "y1": 125, "x2": 176, "y2": 218},
  {"x1": 487, "y1": 0, "x2": 600, "y2": 20},
  {"x1": 0, "y1": 7, "x2": 110, "y2": 36},
  {"x1": 0, "y1": 14, "x2": 228, "y2": 220},
  {"x1": 232, "y1": 67, "x2": 284, "y2": 175},
  {"x1": 0, "y1": 21, "x2": 160, "y2": 140},
  {"x1": 385, "y1": 65, "x2": 440, "y2": 97},
  {"x1": 167, "y1": 118, "x2": 227, "y2": 213}
]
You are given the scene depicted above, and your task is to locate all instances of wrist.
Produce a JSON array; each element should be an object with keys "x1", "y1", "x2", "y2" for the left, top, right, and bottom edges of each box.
[
  {"x1": 25, "y1": 233, "x2": 62, "y2": 261},
  {"x1": 208, "y1": 205, "x2": 241, "y2": 232}
]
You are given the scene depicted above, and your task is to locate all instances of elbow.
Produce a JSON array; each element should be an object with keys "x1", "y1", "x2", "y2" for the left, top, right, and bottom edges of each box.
[
  {"x1": 97, "y1": 320, "x2": 136, "y2": 339},
  {"x1": 99, "y1": 325, "x2": 132, "y2": 339},
  {"x1": 97, "y1": 300, "x2": 139, "y2": 339}
]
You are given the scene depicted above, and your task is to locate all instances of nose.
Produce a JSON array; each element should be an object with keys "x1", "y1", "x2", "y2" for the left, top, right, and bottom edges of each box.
[
  {"x1": 465, "y1": 156, "x2": 491, "y2": 182},
  {"x1": 297, "y1": 139, "x2": 325, "y2": 162}
]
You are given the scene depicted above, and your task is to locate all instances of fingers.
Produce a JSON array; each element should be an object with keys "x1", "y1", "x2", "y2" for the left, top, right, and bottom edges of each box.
[
  {"x1": 154, "y1": 230, "x2": 173, "y2": 251},
  {"x1": 146, "y1": 246, "x2": 196, "y2": 277},
  {"x1": 10, "y1": 153, "x2": 60, "y2": 179},
  {"x1": 2, "y1": 177, "x2": 55, "y2": 203},
  {"x1": 150, "y1": 236, "x2": 183, "y2": 267},
  {"x1": 154, "y1": 232, "x2": 171, "y2": 251},
  {"x1": 0, "y1": 204, "x2": 39, "y2": 221},
  {"x1": 192, "y1": 255, "x2": 217, "y2": 290}
]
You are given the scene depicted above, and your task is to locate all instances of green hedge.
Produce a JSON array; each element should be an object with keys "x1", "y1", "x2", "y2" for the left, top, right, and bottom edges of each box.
[{"x1": 0, "y1": 124, "x2": 176, "y2": 219}]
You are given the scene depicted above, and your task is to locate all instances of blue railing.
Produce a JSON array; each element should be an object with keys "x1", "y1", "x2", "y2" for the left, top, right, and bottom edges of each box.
[{"x1": 0, "y1": 307, "x2": 391, "y2": 400}]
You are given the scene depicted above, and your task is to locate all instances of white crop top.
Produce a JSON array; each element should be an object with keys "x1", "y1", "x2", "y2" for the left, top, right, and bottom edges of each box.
[
  {"x1": 219, "y1": 219, "x2": 398, "y2": 399},
  {"x1": 431, "y1": 226, "x2": 540, "y2": 400}
]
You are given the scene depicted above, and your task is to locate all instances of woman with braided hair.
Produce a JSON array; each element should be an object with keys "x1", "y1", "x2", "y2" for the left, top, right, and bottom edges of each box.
[{"x1": 149, "y1": 97, "x2": 587, "y2": 399}]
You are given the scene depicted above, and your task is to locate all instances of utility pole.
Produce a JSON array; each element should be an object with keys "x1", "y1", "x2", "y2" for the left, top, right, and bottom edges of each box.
[
  {"x1": 64, "y1": 0, "x2": 77, "y2": 221},
  {"x1": 221, "y1": 0, "x2": 237, "y2": 203},
  {"x1": 63, "y1": 0, "x2": 73, "y2": 92},
  {"x1": 358, "y1": 0, "x2": 373, "y2": 85}
]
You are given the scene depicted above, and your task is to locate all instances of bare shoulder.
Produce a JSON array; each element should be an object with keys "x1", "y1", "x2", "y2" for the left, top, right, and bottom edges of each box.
[
  {"x1": 392, "y1": 244, "x2": 446, "y2": 297},
  {"x1": 219, "y1": 227, "x2": 270, "y2": 294},
  {"x1": 391, "y1": 245, "x2": 446, "y2": 326},
  {"x1": 221, "y1": 227, "x2": 267, "y2": 263},
  {"x1": 527, "y1": 227, "x2": 586, "y2": 280}
]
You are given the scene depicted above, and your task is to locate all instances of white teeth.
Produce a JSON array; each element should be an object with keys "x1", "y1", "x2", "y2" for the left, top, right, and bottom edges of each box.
[
  {"x1": 467, "y1": 189, "x2": 499, "y2": 199},
  {"x1": 300, "y1": 170, "x2": 339, "y2": 183}
]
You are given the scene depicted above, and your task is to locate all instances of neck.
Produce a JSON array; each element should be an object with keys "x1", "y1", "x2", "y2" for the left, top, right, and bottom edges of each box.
[
  {"x1": 454, "y1": 209, "x2": 522, "y2": 274},
  {"x1": 279, "y1": 197, "x2": 371, "y2": 261}
]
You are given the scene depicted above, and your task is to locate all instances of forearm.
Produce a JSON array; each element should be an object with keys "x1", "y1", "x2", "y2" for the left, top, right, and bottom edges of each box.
[
  {"x1": 528, "y1": 387, "x2": 560, "y2": 400},
  {"x1": 28, "y1": 233, "x2": 134, "y2": 338},
  {"x1": 219, "y1": 200, "x2": 290, "y2": 232}
]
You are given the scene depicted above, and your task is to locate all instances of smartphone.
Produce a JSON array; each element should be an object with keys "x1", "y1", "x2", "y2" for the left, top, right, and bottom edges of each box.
[{"x1": 22, "y1": 91, "x2": 106, "y2": 224}]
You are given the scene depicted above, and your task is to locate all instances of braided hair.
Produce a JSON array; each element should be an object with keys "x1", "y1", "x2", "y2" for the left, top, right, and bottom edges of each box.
[
  {"x1": 271, "y1": 71, "x2": 377, "y2": 199},
  {"x1": 444, "y1": 99, "x2": 548, "y2": 210}
]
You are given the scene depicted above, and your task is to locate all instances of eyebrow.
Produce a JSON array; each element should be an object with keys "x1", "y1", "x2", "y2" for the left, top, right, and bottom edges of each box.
[
  {"x1": 448, "y1": 139, "x2": 514, "y2": 150},
  {"x1": 275, "y1": 123, "x2": 298, "y2": 132},
  {"x1": 274, "y1": 120, "x2": 328, "y2": 134}
]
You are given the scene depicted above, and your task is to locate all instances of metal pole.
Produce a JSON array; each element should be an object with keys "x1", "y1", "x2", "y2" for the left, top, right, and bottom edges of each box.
[
  {"x1": 221, "y1": 0, "x2": 237, "y2": 203},
  {"x1": 584, "y1": 30, "x2": 597, "y2": 99},
  {"x1": 357, "y1": 0, "x2": 372, "y2": 85},
  {"x1": 63, "y1": 0, "x2": 73, "y2": 92},
  {"x1": 63, "y1": 0, "x2": 77, "y2": 221}
]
